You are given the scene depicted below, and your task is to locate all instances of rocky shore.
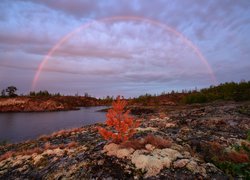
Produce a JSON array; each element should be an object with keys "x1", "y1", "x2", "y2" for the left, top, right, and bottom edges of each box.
[
  {"x1": 0, "y1": 101, "x2": 249, "y2": 179},
  {"x1": 0, "y1": 96, "x2": 106, "y2": 112}
]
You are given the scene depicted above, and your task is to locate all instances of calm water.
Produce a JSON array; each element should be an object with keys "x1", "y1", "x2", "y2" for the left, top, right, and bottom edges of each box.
[{"x1": 0, "y1": 106, "x2": 107, "y2": 143}]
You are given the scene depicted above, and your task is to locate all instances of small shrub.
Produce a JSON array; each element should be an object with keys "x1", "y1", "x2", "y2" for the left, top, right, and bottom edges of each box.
[{"x1": 98, "y1": 96, "x2": 140, "y2": 143}]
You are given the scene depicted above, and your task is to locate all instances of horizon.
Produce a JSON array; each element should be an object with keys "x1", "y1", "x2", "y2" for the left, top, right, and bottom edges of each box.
[
  {"x1": 1, "y1": 0, "x2": 250, "y2": 97},
  {"x1": 2, "y1": 80, "x2": 249, "y2": 99}
]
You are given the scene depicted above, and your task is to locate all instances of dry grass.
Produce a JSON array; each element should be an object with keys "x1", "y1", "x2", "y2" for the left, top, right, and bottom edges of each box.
[
  {"x1": 0, "y1": 141, "x2": 79, "y2": 162},
  {"x1": 0, "y1": 151, "x2": 14, "y2": 161},
  {"x1": 227, "y1": 151, "x2": 249, "y2": 163},
  {"x1": 67, "y1": 141, "x2": 78, "y2": 148},
  {"x1": 51, "y1": 127, "x2": 82, "y2": 137},
  {"x1": 43, "y1": 141, "x2": 78, "y2": 150},
  {"x1": 207, "y1": 141, "x2": 250, "y2": 164},
  {"x1": 18, "y1": 147, "x2": 43, "y2": 156},
  {"x1": 121, "y1": 134, "x2": 172, "y2": 150},
  {"x1": 0, "y1": 99, "x2": 26, "y2": 106},
  {"x1": 39, "y1": 134, "x2": 50, "y2": 141}
]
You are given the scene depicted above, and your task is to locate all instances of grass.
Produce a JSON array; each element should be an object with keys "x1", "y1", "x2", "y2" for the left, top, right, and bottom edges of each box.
[{"x1": 120, "y1": 134, "x2": 172, "y2": 150}]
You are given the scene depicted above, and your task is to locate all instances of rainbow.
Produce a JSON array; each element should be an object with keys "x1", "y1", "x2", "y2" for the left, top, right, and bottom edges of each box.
[{"x1": 32, "y1": 16, "x2": 217, "y2": 90}]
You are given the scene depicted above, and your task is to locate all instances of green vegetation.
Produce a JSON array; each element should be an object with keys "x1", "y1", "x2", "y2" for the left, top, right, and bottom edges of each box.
[
  {"x1": 1, "y1": 81, "x2": 250, "y2": 105},
  {"x1": 182, "y1": 81, "x2": 250, "y2": 104},
  {"x1": 217, "y1": 161, "x2": 250, "y2": 178},
  {"x1": 0, "y1": 140, "x2": 8, "y2": 146},
  {"x1": 216, "y1": 131, "x2": 250, "y2": 178},
  {"x1": 134, "y1": 93, "x2": 154, "y2": 105},
  {"x1": 237, "y1": 105, "x2": 250, "y2": 116},
  {"x1": 206, "y1": 130, "x2": 250, "y2": 178},
  {"x1": 29, "y1": 90, "x2": 61, "y2": 97},
  {"x1": 1, "y1": 86, "x2": 18, "y2": 97}
]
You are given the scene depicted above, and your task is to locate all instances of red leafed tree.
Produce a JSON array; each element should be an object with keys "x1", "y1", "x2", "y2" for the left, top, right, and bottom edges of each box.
[{"x1": 98, "y1": 96, "x2": 140, "y2": 143}]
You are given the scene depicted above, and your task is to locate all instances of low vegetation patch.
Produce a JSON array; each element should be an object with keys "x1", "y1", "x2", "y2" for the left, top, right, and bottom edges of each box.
[
  {"x1": 120, "y1": 134, "x2": 172, "y2": 150},
  {"x1": 204, "y1": 131, "x2": 250, "y2": 178}
]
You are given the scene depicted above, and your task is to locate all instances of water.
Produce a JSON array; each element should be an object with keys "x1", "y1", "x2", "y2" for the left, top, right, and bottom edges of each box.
[{"x1": 0, "y1": 106, "x2": 107, "y2": 143}]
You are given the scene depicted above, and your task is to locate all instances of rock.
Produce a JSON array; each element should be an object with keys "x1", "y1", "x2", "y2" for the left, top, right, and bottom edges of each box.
[
  {"x1": 165, "y1": 122, "x2": 176, "y2": 128},
  {"x1": 97, "y1": 160, "x2": 104, "y2": 165},
  {"x1": 116, "y1": 148, "x2": 134, "y2": 159},
  {"x1": 33, "y1": 154, "x2": 43, "y2": 165},
  {"x1": 186, "y1": 160, "x2": 198, "y2": 172},
  {"x1": 171, "y1": 144, "x2": 183, "y2": 151},
  {"x1": 131, "y1": 150, "x2": 167, "y2": 177},
  {"x1": 186, "y1": 160, "x2": 206, "y2": 177},
  {"x1": 176, "y1": 138, "x2": 182, "y2": 142},
  {"x1": 182, "y1": 151, "x2": 191, "y2": 158},
  {"x1": 17, "y1": 164, "x2": 29, "y2": 172},
  {"x1": 131, "y1": 148, "x2": 182, "y2": 177},
  {"x1": 136, "y1": 127, "x2": 158, "y2": 132},
  {"x1": 12, "y1": 159, "x2": 23, "y2": 167},
  {"x1": 42, "y1": 148, "x2": 64, "y2": 156},
  {"x1": 0, "y1": 169, "x2": 8, "y2": 176},
  {"x1": 205, "y1": 163, "x2": 220, "y2": 173},
  {"x1": 103, "y1": 143, "x2": 120, "y2": 156},
  {"x1": 71, "y1": 132, "x2": 76, "y2": 136},
  {"x1": 145, "y1": 144, "x2": 155, "y2": 151},
  {"x1": 173, "y1": 159, "x2": 190, "y2": 168},
  {"x1": 103, "y1": 143, "x2": 134, "y2": 158},
  {"x1": 179, "y1": 126, "x2": 191, "y2": 134},
  {"x1": 152, "y1": 148, "x2": 182, "y2": 161}
]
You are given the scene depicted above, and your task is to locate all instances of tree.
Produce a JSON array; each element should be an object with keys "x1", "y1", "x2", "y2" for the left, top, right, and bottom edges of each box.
[
  {"x1": 5, "y1": 86, "x2": 18, "y2": 97},
  {"x1": 1, "y1": 89, "x2": 6, "y2": 97},
  {"x1": 84, "y1": 92, "x2": 90, "y2": 98},
  {"x1": 98, "y1": 96, "x2": 140, "y2": 143}
]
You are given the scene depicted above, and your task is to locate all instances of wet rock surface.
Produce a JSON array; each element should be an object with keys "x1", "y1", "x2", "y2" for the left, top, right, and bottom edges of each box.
[{"x1": 0, "y1": 101, "x2": 249, "y2": 179}]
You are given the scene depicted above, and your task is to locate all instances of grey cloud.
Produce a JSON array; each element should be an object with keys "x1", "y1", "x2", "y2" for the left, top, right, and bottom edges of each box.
[{"x1": 0, "y1": 0, "x2": 249, "y2": 96}]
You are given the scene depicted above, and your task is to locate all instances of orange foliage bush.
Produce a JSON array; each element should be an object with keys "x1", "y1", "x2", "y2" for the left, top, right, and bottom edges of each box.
[{"x1": 98, "y1": 96, "x2": 140, "y2": 143}]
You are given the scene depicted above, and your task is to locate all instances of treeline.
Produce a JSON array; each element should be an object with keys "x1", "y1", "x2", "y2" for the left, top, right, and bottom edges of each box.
[
  {"x1": 132, "y1": 93, "x2": 159, "y2": 106},
  {"x1": 1, "y1": 81, "x2": 250, "y2": 104},
  {"x1": 1, "y1": 86, "x2": 18, "y2": 97},
  {"x1": 182, "y1": 81, "x2": 250, "y2": 104},
  {"x1": 29, "y1": 90, "x2": 61, "y2": 97}
]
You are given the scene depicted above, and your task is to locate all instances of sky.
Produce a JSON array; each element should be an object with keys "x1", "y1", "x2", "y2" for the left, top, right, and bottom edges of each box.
[{"x1": 0, "y1": 0, "x2": 250, "y2": 97}]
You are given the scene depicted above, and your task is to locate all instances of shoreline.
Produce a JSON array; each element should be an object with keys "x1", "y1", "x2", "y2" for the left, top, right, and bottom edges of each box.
[
  {"x1": 0, "y1": 96, "x2": 110, "y2": 113},
  {"x1": 0, "y1": 101, "x2": 249, "y2": 179}
]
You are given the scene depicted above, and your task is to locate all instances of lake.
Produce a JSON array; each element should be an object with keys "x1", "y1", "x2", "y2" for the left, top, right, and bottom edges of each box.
[{"x1": 0, "y1": 106, "x2": 107, "y2": 143}]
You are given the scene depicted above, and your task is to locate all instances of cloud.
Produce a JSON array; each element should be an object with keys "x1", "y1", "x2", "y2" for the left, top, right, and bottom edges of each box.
[{"x1": 0, "y1": 0, "x2": 250, "y2": 96}]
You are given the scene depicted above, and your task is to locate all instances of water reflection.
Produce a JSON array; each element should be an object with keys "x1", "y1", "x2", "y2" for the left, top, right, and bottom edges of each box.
[{"x1": 0, "y1": 106, "x2": 107, "y2": 143}]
